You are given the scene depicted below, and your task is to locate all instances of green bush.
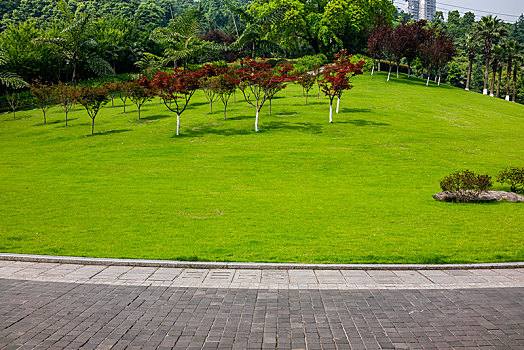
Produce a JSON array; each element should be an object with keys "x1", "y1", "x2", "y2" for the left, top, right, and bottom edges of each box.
[
  {"x1": 497, "y1": 167, "x2": 524, "y2": 193},
  {"x1": 440, "y1": 170, "x2": 493, "y2": 202}
]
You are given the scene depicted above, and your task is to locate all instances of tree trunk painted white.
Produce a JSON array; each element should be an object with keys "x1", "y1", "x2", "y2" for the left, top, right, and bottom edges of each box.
[
  {"x1": 336, "y1": 96, "x2": 340, "y2": 113},
  {"x1": 255, "y1": 108, "x2": 260, "y2": 132},
  {"x1": 378, "y1": 61, "x2": 381, "y2": 71},
  {"x1": 483, "y1": 88, "x2": 488, "y2": 95},
  {"x1": 317, "y1": 85, "x2": 320, "y2": 99},
  {"x1": 387, "y1": 64, "x2": 392, "y2": 82},
  {"x1": 438, "y1": 72, "x2": 441, "y2": 86},
  {"x1": 505, "y1": 95, "x2": 510, "y2": 101},
  {"x1": 176, "y1": 114, "x2": 180, "y2": 135},
  {"x1": 465, "y1": 88, "x2": 470, "y2": 91},
  {"x1": 269, "y1": 99, "x2": 272, "y2": 115},
  {"x1": 329, "y1": 101, "x2": 333, "y2": 123},
  {"x1": 426, "y1": 74, "x2": 430, "y2": 87},
  {"x1": 396, "y1": 61, "x2": 399, "y2": 78},
  {"x1": 371, "y1": 60, "x2": 375, "y2": 75}
]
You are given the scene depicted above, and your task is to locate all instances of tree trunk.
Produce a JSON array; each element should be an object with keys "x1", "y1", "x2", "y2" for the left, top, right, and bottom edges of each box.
[
  {"x1": 505, "y1": 59, "x2": 512, "y2": 101},
  {"x1": 91, "y1": 118, "x2": 95, "y2": 135},
  {"x1": 43, "y1": 110, "x2": 46, "y2": 124},
  {"x1": 512, "y1": 64, "x2": 517, "y2": 102},
  {"x1": 438, "y1": 69, "x2": 441, "y2": 86},
  {"x1": 371, "y1": 59, "x2": 375, "y2": 75},
  {"x1": 65, "y1": 110, "x2": 68, "y2": 126},
  {"x1": 396, "y1": 60, "x2": 399, "y2": 78},
  {"x1": 317, "y1": 85, "x2": 320, "y2": 99},
  {"x1": 255, "y1": 108, "x2": 259, "y2": 132},
  {"x1": 138, "y1": 105, "x2": 141, "y2": 120},
  {"x1": 224, "y1": 102, "x2": 228, "y2": 120},
  {"x1": 387, "y1": 61, "x2": 392, "y2": 82},
  {"x1": 489, "y1": 66, "x2": 496, "y2": 96},
  {"x1": 426, "y1": 69, "x2": 430, "y2": 87},
  {"x1": 336, "y1": 96, "x2": 340, "y2": 114},
  {"x1": 496, "y1": 65, "x2": 502, "y2": 98},
  {"x1": 378, "y1": 61, "x2": 381, "y2": 71},
  {"x1": 329, "y1": 99, "x2": 333, "y2": 123},
  {"x1": 305, "y1": 91, "x2": 308, "y2": 105},
  {"x1": 210, "y1": 99, "x2": 213, "y2": 114},
  {"x1": 123, "y1": 100, "x2": 126, "y2": 113},
  {"x1": 176, "y1": 114, "x2": 180, "y2": 135},
  {"x1": 483, "y1": 56, "x2": 489, "y2": 95},
  {"x1": 465, "y1": 57, "x2": 473, "y2": 91},
  {"x1": 111, "y1": 97, "x2": 114, "y2": 107}
]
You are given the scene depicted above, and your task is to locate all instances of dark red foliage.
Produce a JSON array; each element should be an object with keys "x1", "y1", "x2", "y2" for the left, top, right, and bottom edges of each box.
[
  {"x1": 319, "y1": 51, "x2": 364, "y2": 102},
  {"x1": 201, "y1": 30, "x2": 236, "y2": 45},
  {"x1": 149, "y1": 69, "x2": 201, "y2": 116}
]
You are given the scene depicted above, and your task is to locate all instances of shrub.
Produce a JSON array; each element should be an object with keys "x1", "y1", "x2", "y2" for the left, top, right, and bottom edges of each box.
[
  {"x1": 440, "y1": 170, "x2": 493, "y2": 202},
  {"x1": 497, "y1": 167, "x2": 524, "y2": 193}
]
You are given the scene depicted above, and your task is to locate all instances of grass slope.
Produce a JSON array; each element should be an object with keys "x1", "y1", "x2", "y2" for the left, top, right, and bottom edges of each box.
[{"x1": 1, "y1": 72, "x2": 523, "y2": 264}]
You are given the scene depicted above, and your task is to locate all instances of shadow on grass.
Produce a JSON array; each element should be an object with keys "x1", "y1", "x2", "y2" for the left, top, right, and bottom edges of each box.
[
  {"x1": 136, "y1": 114, "x2": 171, "y2": 122},
  {"x1": 34, "y1": 119, "x2": 62, "y2": 126},
  {"x1": 226, "y1": 114, "x2": 252, "y2": 121},
  {"x1": 339, "y1": 108, "x2": 372, "y2": 113},
  {"x1": 263, "y1": 121, "x2": 323, "y2": 134},
  {"x1": 175, "y1": 125, "x2": 252, "y2": 137},
  {"x1": 336, "y1": 119, "x2": 391, "y2": 127},
  {"x1": 185, "y1": 101, "x2": 209, "y2": 109},
  {"x1": 383, "y1": 75, "x2": 455, "y2": 89},
  {"x1": 86, "y1": 128, "x2": 132, "y2": 137}
]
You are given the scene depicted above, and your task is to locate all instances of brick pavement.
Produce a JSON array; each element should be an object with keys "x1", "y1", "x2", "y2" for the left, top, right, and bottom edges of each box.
[{"x1": 0, "y1": 261, "x2": 523, "y2": 349}]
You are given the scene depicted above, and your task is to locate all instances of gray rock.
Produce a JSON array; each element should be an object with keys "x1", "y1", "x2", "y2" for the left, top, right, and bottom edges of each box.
[{"x1": 433, "y1": 191, "x2": 524, "y2": 203}]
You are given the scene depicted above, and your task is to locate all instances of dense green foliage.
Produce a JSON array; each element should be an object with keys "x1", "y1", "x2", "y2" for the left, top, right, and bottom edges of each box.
[{"x1": 0, "y1": 73, "x2": 523, "y2": 263}]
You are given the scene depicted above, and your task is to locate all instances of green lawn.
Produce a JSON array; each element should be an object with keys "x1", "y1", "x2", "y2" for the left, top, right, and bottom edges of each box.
[{"x1": 1, "y1": 72, "x2": 523, "y2": 264}]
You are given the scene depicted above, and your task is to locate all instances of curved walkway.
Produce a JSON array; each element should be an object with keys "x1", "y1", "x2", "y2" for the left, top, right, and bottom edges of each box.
[{"x1": 0, "y1": 259, "x2": 523, "y2": 349}]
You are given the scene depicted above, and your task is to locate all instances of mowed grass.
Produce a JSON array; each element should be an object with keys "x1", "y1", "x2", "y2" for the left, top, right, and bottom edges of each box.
[{"x1": 0, "y1": 72, "x2": 523, "y2": 264}]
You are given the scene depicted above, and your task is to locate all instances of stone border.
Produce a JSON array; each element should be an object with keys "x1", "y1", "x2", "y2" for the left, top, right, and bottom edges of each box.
[{"x1": 1, "y1": 253, "x2": 523, "y2": 270}]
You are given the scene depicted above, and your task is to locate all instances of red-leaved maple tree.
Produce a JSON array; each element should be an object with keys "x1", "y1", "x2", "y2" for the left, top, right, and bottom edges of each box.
[
  {"x1": 237, "y1": 58, "x2": 295, "y2": 132},
  {"x1": 149, "y1": 69, "x2": 201, "y2": 135},
  {"x1": 319, "y1": 51, "x2": 364, "y2": 123}
]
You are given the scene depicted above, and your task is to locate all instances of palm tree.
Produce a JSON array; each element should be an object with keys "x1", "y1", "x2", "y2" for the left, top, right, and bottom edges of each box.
[
  {"x1": 34, "y1": 0, "x2": 114, "y2": 85},
  {"x1": 0, "y1": 48, "x2": 27, "y2": 88},
  {"x1": 490, "y1": 45, "x2": 503, "y2": 97},
  {"x1": 151, "y1": 9, "x2": 226, "y2": 68},
  {"x1": 512, "y1": 53, "x2": 523, "y2": 102},
  {"x1": 474, "y1": 15, "x2": 507, "y2": 95},
  {"x1": 463, "y1": 33, "x2": 478, "y2": 91},
  {"x1": 503, "y1": 40, "x2": 520, "y2": 101},
  {"x1": 227, "y1": 2, "x2": 286, "y2": 58}
]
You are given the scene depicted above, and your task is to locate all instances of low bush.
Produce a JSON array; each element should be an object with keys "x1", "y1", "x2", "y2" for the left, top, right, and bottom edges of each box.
[
  {"x1": 440, "y1": 170, "x2": 493, "y2": 202},
  {"x1": 497, "y1": 167, "x2": 524, "y2": 193}
]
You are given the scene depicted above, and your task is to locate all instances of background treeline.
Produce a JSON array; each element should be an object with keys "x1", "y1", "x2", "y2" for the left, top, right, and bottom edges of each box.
[{"x1": 1, "y1": 0, "x2": 523, "y2": 104}]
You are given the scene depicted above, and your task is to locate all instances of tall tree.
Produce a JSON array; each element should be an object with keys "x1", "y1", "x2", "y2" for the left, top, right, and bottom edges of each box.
[
  {"x1": 463, "y1": 33, "x2": 478, "y2": 91},
  {"x1": 475, "y1": 15, "x2": 507, "y2": 95},
  {"x1": 503, "y1": 40, "x2": 520, "y2": 101},
  {"x1": 0, "y1": 48, "x2": 27, "y2": 89},
  {"x1": 34, "y1": 0, "x2": 114, "y2": 85}
]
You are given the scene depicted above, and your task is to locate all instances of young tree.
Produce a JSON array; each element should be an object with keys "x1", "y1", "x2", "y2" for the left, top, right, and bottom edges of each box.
[
  {"x1": 367, "y1": 25, "x2": 389, "y2": 75},
  {"x1": 198, "y1": 64, "x2": 225, "y2": 113},
  {"x1": 211, "y1": 69, "x2": 240, "y2": 120},
  {"x1": 74, "y1": 85, "x2": 110, "y2": 135},
  {"x1": 297, "y1": 73, "x2": 316, "y2": 104},
  {"x1": 318, "y1": 53, "x2": 364, "y2": 123},
  {"x1": 237, "y1": 58, "x2": 294, "y2": 132},
  {"x1": 128, "y1": 79, "x2": 155, "y2": 120},
  {"x1": 31, "y1": 81, "x2": 58, "y2": 124},
  {"x1": 434, "y1": 32, "x2": 457, "y2": 86},
  {"x1": 149, "y1": 69, "x2": 200, "y2": 135},
  {"x1": 55, "y1": 82, "x2": 75, "y2": 126},
  {"x1": 118, "y1": 81, "x2": 131, "y2": 113},
  {"x1": 5, "y1": 91, "x2": 21, "y2": 119},
  {"x1": 503, "y1": 40, "x2": 520, "y2": 101}
]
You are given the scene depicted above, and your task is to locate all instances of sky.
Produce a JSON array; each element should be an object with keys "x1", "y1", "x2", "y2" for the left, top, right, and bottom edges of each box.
[{"x1": 394, "y1": 0, "x2": 524, "y2": 23}]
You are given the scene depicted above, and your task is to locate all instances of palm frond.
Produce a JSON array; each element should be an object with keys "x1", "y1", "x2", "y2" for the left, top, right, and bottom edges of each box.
[
  {"x1": 0, "y1": 70, "x2": 28, "y2": 89},
  {"x1": 85, "y1": 56, "x2": 115, "y2": 77}
]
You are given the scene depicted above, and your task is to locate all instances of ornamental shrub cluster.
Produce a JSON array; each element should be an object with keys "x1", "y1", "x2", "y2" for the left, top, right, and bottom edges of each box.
[{"x1": 440, "y1": 168, "x2": 524, "y2": 202}]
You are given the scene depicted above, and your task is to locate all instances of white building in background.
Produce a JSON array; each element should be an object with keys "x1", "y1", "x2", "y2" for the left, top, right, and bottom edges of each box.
[{"x1": 406, "y1": 0, "x2": 437, "y2": 21}]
